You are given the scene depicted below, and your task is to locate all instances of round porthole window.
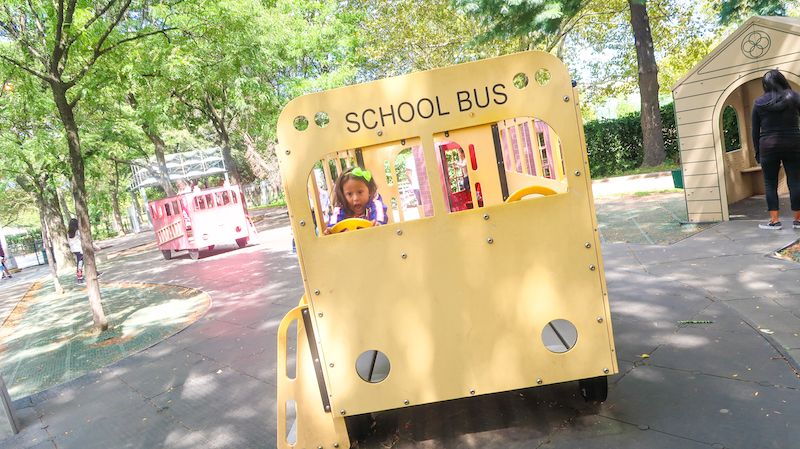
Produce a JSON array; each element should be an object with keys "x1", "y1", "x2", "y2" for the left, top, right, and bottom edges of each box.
[
  {"x1": 513, "y1": 73, "x2": 529, "y2": 89},
  {"x1": 542, "y1": 319, "x2": 578, "y2": 353},
  {"x1": 355, "y1": 350, "x2": 391, "y2": 383}
]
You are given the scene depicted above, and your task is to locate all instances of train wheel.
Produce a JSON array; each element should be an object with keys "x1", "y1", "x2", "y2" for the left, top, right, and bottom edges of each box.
[
  {"x1": 161, "y1": 250, "x2": 172, "y2": 260},
  {"x1": 236, "y1": 237, "x2": 248, "y2": 248},
  {"x1": 189, "y1": 249, "x2": 200, "y2": 260},
  {"x1": 579, "y1": 376, "x2": 608, "y2": 402}
]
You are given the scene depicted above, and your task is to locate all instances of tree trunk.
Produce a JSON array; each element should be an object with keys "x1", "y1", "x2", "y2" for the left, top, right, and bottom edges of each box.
[
  {"x1": 628, "y1": 0, "x2": 665, "y2": 167},
  {"x1": 52, "y1": 83, "x2": 108, "y2": 333},
  {"x1": 110, "y1": 162, "x2": 126, "y2": 236},
  {"x1": 43, "y1": 186, "x2": 75, "y2": 270},
  {"x1": 132, "y1": 190, "x2": 143, "y2": 223},
  {"x1": 15, "y1": 175, "x2": 74, "y2": 271},
  {"x1": 242, "y1": 132, "x2": 274, "y2": 180},
  {"x1": 129, "y1": 94, "x2": 175, "y2": 197},
  {"x1": 144, "y1": 128, "x2": 176, "y2": 197},
  {"x1": 204, "y1": 95, "x2": 243, "y2": 188},
  {"x1": 58, "y1": 188, "x2": 72, "y2": 221},
  {"x1": 38, "y1": 204, "x2": 63, "y2": 295}
]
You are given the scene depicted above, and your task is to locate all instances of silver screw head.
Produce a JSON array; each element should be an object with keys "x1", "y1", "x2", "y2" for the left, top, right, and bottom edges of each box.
[
  {"x1": 314, "y1": 289, "x2": 320, "y2": 295},
  {"x1": 335, "y1": 444, "x2": 340, "y2": 448},
  {"x1": 563, "y1": 96, "x2": 570, "y2": 102},
  {"x1": 329, "y1": 362, "x2": 334, "y2": 367},
  {"x1": 574, "y1": 170, "x2": 581, "y2": 176},
  {"x1": 603, "y1": 368, "x2": 610, "y2": 374},
  {"x1": 377, "y1": 130, "x2": 383, "y2": 136},
  {"x1": 340, "y1": 409, "x2": 346, "y2": 415},
  {"x1": 537, "y1": 379, "x2": 543, "y2": 384},
  {"x1": 585, "y1": 243, "x2": 591, "y2": 248},
  {"x1": 470, "y1": 389, "x2": 475, "y2": 395},
  {"x1": 285, "y1": 149, "x2": 291, "y2": 155},
  {"x1": 402, "y1": 253, "x2": 407, "y2": 259},
  {"x1": 325, "y1": 405, "x2": 331, "y2": 412},
  {"x1": 589, "y1": 265, "x2": 596, "y2": 271},
  {"x1": 487, "y1": 238, "x2": 493, "y2": 244},
  {"x1": 597, "y1": 317, "x2": 603, "y2": 323},
  {"x1": 318, "y1": 446, "x2": 323, "y2": 449},
  {"x1": 404, "y1": 399, "x2": 409, "y2": 405},
  {"x1": 318, "y1": 312, "x2": 323, "y2": 317},
  {"x1": 299, "y1": 220, "x2": 305, "y2": 226},
  {"x1": 397, "y1": 229, "x2": 402, "y2": 235},
  {"x1": 483, "y1": 214, "x2": 489, "y2": 220}
]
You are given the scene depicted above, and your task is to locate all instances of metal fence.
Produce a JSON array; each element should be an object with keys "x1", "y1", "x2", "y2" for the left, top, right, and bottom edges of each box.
[
  {"x1": 6, "y1": 240, "x2": 49, "y2": 269},
  {"x1": 242, "y1": 180, "x2": 284, "y2": 208}
]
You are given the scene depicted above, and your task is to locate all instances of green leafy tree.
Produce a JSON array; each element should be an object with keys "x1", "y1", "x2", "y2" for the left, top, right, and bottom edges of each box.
[
  {"x1": 456, "y1": 0, "x2": 682, "y2": 167},
  {"x1": 161, "y1": 0, "x2": 358, "y2": 192},
  {"x1": 454, "y1": 0, "x2": 588, "y2": 58},
  {"x1": 0, "y1": 70, "x2": 75, "y2": 283},
  {"x1": 0, "y1": 0, "x2": 182, "y2": 332},
  {"x1": 350, "y1": 0, "x2": 517, "y2": 79},
  {"x1": 717, "y1": 0, "x2": 787, "y2": 25}
]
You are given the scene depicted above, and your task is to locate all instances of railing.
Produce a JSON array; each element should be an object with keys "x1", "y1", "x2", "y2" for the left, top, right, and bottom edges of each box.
[
  {"x1": 241, "y1": 180, "x2": 284, "y2": 208},
  {"x1": 6, "y1": 240, "x2": 49, "y2": 269}
]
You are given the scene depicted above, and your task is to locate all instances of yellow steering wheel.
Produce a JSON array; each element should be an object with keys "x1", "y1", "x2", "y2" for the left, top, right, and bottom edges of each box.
[
  {"x1": 505, "y1": 185, "x2": 558, "y2": 203},
  {"x1": 330, "y1": 218, "x2": 373, "y2": 234}
]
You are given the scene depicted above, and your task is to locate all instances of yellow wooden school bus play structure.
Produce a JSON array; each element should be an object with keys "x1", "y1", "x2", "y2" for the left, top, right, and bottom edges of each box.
[{"x1": 275, "y1": 51, "x2": 618, "y2": 448}]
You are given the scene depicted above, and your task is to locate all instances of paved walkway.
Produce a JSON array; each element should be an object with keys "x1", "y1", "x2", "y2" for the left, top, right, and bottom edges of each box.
[{"x1": 0, "y1": 196, "x2": 798, "y2": 448}]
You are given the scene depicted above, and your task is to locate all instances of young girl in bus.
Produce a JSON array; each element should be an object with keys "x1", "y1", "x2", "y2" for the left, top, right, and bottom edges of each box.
[{"x1": 323, "y1": 167, "x2": 388, "y2": 234}]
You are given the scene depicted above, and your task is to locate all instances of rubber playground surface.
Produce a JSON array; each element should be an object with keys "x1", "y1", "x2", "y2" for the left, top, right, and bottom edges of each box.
[
  {"x1": 0, "y1": 275, "x2": 209, "y2": 400},
  {"x1": 595, "y1": 192, "x2": 712, "y2": 244}
]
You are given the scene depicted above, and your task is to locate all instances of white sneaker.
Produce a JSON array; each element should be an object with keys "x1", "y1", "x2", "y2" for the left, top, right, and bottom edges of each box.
[{"x1": 759, "y1": 221, "x2": 782, "y2": 230}]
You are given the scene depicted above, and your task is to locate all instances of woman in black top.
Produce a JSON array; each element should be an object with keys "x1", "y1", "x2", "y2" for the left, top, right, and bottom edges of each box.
[{"x1": 751, "y1": 69, "x2": 800, "y2": 230}]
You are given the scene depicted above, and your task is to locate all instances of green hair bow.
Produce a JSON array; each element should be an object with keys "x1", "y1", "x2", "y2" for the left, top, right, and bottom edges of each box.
[{"x1": 352, "y1": 167, "x2": 372, "y2": 182}]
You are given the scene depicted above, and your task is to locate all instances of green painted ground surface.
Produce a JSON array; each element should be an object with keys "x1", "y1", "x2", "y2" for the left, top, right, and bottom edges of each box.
[
  {"x1": 0, "y1": 276, "x2": 209, "y2": 400},
  {"x1": 595, "y1": 194, "x2": 713, "y2": 244}
]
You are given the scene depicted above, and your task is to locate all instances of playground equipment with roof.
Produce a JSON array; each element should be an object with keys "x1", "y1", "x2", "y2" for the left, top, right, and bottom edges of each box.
[{"x1": 672, "y1": 16, "x2": 800, "y2": 222}]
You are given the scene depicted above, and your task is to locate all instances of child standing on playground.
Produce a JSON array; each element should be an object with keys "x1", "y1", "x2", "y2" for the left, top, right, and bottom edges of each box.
[
  {"x1": 68, "y1": 218, "x2": 101, "y2": 284},
  {"x1": 323, "y1": 167, "x2": 388, "y2": 234}
]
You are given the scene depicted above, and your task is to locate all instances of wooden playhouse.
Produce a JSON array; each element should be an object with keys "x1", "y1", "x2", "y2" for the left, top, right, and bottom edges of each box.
[{"x1": 672, "y1": 16, "x2": 800, "y2": 221}]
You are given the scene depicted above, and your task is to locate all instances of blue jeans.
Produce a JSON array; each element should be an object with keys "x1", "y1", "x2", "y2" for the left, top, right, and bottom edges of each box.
[{"x1": 761, "y1": 151, "x2": 800, "y2": 211}]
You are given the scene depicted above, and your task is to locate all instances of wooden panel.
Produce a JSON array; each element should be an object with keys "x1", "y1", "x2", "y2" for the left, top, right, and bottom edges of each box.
[
  {"x1": 681, "y1": 148, "x2": 716, "y2": 164},
  {"x1": 672, "y1": 91, "x2": 721, "y2": 111},
  {"x1": 682, "y1": 160, "x2": 718, "y2": 176},
  {"x1": 688, "y1": 211, "x2": 724, "y2": 222},
  {"x1": 683, "y1": 173, "x2": 721, "y2": 189},
  {"x1": 687, "y1": 200, "x2": 722, "y2": 216},
  {"x1": 674, "y1": 108, "x2": 714, "y2": 126},
  {"x1": 685, "y1": 187, "x2": 721, "y2": 201},
  {"x1": 674, "y1": 76, "x2": 741, "y2": 99},
  {"x1": 676, "y1": 121, "x2": 713, "y2": 138},
  {"x1": 680, "y1": 133, "x2": 716, "y2": 151}
]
